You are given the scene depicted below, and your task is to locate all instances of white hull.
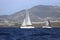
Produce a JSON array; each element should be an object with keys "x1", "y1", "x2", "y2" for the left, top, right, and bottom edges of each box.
[
  {"x1": 42, "y1": 26, "x2": 52, "y2": 28},
  {"x1": 20, "y1": 26, "x2": 35, "y2": 28}
]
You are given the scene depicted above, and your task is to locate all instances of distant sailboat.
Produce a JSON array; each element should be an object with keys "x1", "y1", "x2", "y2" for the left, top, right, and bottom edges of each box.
[
  {"x1": 20, "y1": 10, "x2": 35, "y2": 28},
  {"x1": 42, "y1": 20, "x2": 52, "y2": 28}
]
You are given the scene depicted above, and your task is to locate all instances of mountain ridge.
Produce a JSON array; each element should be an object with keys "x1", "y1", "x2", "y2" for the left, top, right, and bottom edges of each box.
[{"x1": 0, "y1": 5, "x2": 60, "y2": 23}]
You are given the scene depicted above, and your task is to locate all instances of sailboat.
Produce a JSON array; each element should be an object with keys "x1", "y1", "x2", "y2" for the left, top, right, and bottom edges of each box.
[
  {"x1": 20, "y1": 10, "x2": 35, "y2": 28},
  {"x1": 42, "y1": 20, "x2": 52, "y2": 28}
]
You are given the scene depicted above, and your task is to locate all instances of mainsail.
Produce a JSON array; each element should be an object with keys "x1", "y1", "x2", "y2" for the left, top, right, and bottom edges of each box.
[{"x1": 22, "y1": 10, "x2": 32, "y2": 26}]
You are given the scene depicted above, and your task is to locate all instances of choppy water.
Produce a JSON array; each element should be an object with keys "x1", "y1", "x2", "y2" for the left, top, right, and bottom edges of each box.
[{"x1": 0, "y1": 28, "x2": 60, "y2": 40}]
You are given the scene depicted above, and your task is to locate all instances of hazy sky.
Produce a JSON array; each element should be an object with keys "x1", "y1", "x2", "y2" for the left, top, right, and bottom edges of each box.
[{"x1": 0, "y1": 0, "x2": 60, "y2": 15}]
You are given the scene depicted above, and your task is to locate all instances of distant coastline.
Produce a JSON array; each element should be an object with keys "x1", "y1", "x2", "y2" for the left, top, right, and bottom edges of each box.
[{"x1": 0, "y1": 21, "x2": 60, "y2": 28}]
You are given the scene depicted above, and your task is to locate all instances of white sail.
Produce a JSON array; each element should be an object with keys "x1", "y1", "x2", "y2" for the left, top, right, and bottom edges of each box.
[
  {"x1": 22, "y1": 19, "x2": 26, "y2": 26},
  {"x1": 45, "y1": 21, "x2": 49, "y2": 26},
  {"x1": 22, "y1": 11, "x2": 32, "y2": 26},
  {"x1": 25, "y1": 11, "x2": 32, "y2": 25}
]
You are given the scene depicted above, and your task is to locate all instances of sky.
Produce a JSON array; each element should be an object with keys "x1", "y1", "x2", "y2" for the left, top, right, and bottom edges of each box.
[{"x1": 0, "y1": 0, "x2": 60, "y2": 15}]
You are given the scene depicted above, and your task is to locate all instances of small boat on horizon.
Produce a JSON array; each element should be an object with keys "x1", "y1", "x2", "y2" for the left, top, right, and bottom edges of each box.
[{"x1": 42, "y1": 20, "x2": 52, "y2": 28}]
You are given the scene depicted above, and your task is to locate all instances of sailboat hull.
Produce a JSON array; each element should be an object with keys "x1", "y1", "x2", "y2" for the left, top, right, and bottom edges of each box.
[
  {"x1": 42, "y1": 26, "x2": 52, "y2": 28},
  {"x1": 20, "y1": 26, "x2": 35, "y2": 28}
]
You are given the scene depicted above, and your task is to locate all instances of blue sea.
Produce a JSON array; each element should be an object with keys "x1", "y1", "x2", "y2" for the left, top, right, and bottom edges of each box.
[{"x1": 0, "y1": 28, "x2": 60, "y2": 40}]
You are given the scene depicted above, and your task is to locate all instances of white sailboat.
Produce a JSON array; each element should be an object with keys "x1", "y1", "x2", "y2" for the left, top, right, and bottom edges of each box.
[
  {"x1": 20, "y1": 10, "x2": 35, "y2": 28},
  {"x1": 42, "y1": 20, "x2": 52, "y2": 28}
]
